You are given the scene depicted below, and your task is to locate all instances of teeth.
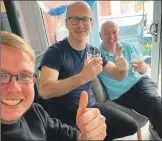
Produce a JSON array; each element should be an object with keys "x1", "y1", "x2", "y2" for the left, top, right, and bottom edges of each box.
[{"x1": 2, "y1": 100, "x2": 21, "y2": 106}]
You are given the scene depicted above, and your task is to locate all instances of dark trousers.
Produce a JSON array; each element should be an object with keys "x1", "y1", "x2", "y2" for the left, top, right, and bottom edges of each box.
[
  {"x1": 58, "y1": 103, "x2": 138, "y2": 141},
  {"x1": 114, "y1": 75, "x2": 162, "y2": 139}
]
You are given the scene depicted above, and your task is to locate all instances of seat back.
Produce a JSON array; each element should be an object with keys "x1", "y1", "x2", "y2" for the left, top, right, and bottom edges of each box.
[{"x1": 91, "y1": 76, "x2": 109, "y2": 103}]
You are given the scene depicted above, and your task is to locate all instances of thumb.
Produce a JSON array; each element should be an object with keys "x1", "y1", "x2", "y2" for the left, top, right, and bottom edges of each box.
[
  {"x1": 76, "y1": 91, "x2": 88, "y2": 120},
  {"x1": 117, "y1": 46, "x2": 123, "y2": 57}
]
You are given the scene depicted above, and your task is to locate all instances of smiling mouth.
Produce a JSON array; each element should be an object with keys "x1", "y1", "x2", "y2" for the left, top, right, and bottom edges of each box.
[
  {"x1": 76, "y1": 31, "x2": 84, "y2": 33},
  {"x1": 1, "y1": 100, "x2": 22, "y2": 106},
  {"x1": 108, "y1": 40, "x2": 115, "y2": 43}
]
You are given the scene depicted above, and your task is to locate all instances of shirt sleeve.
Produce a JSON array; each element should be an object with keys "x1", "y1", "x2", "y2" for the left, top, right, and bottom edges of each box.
[
  {"x1": 35, "y1": 103, "x2": 80, "y2": 141},
  {"x1": 46, "y1": 117, "x2": 80, "y2": 141},
  {"x1": 38, "y1": 46, "x2": 62, "y2": 72},
  {"x1": 101, "y1": 50, "x2": 109, "y2": 67}
]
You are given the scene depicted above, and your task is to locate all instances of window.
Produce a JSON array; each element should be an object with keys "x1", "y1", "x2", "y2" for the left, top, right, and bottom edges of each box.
[
  {"x1": 97, "y1": 1, "x2": 153, "y2": 77},
  {"x1": 39, "y1": 1, "x2": 69, "y2": 46}
]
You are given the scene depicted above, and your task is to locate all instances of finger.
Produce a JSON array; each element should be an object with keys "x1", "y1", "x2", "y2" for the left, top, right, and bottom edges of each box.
[
  {"x1": 90, "y1": 132, "x2": 107, "y2": 140},
  {"x1": 117, "y1": 46, "x2": 123, "y2": 57},
  {"x1": 82, "y1": 124, "x2": 107, "y2": 140},
  {"x1": 84, "y1": 58, "x2": 91, "y2": 66},
  {"x1": 95, "y1": 56, "x2": 102, "y2": 61},
  {"x1": 133, "y1": 66, "x2": 140, "y2": 72},
  {"x1": 76, "y1": 91, "x2": 88, "y2": 121},
  {"x1": 79, "y1": 108, "x2": 101, "y2": 125},
  {"x1": 95, "y1": 60, "x2": 103, "y2": 66},
  {"x1": 82, "y1": 115, "x2": 106, "y2": 132}
]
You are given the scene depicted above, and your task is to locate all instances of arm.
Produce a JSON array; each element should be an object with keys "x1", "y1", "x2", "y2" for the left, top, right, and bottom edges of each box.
[
  {"x1": 103, "y1": 60, "x2": 128, "y2": 81},
  {"x1": 39, "y1": 66, "x2": 86, "y2": 99},
  {"x1": 129, "y1": 43, "x2": 148, "y2": 74},
  {"x1": 39, "y1": 58, "x2": 103, "y2": 99},
  {"x1": 102, "y1": 46, "x2": 128, "y2": 81}
]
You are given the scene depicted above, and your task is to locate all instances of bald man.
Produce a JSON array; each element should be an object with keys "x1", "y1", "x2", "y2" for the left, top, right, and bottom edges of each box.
[
  {"x1": 99, "y1": 20, "x2": 162, "y2": 139},
  {"x1": 39, "y1": 2, "x2": 138, "y2": 140}
]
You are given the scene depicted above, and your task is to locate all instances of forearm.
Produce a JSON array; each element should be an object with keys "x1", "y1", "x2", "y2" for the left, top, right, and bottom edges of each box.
[
  {"x1": 39, "y1": 73, "x2": 87, "y2": 99},
  {"x1": 114, "y1": 67, "x2": 128, "y2": 80}
]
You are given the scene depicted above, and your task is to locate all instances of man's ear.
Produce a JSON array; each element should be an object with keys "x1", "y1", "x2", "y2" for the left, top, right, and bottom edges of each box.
[
  {"x1": 65, "y1": 19, "x2": 68, "y2": 29},
  {"x1": 91, "y1": 20, "x2": 93, "y2": 28},
  {"x1": 99, "y1": 32, "x2": 102, "y2": 40}
]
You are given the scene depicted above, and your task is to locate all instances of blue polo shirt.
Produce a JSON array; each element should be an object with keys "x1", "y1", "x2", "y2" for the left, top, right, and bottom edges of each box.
[{"x1": 98, "y1": 41, "x2": 142, "y2": 100}]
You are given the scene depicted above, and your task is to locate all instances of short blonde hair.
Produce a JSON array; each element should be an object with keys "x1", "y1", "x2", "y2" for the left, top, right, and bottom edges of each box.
[{"x1": 1, "y1": 31, "x2": 35, "y2": 62}]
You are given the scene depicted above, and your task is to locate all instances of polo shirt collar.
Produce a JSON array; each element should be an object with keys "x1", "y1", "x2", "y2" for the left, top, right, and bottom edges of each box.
[{"x1": 100, "y1": 42, "x2": 124, "y2": 57}]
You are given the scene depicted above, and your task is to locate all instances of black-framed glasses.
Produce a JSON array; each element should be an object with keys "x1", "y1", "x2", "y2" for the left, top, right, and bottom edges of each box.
[
  {"x1": 67, "y1": 16, "x2": 92, "y2": 25},
  {"x1": 0, "y1": 73, "x2": 37, "y2": 84}
]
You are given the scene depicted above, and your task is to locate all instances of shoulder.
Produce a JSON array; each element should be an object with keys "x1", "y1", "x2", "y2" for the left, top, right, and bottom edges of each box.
[
  {"x1": 46, "y1": 38, "x2": 68, "y2": 52},
  {"x1": 25, "y1": 103, "x2": 47, "y2": 117},
  {"x1": 120, "y1": 41, "x2": 136, "y2": 50},
  {"x1": 24, "y1": 103, "x2": 49, "y2": 122}
]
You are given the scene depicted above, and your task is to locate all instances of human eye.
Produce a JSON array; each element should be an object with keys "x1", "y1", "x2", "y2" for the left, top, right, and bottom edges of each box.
[
  {"x1": 0, "y1": 73, "x2": 9, "y2": 81},
  {"x1": 82, "y1": 17, "x2": 89, "y2": 21},
  {"x1": 113, "y1": 31, "x2": 117, "y2": 34},
  {"x1": 19, "y1": 73, "x2": 32, "y2": 80},
  {"x1": 104, "y1": 32, "x2": 109, "y2": 35},
  {"x1": 71, "y1": 16, "x2": 79, "y2": 21}
]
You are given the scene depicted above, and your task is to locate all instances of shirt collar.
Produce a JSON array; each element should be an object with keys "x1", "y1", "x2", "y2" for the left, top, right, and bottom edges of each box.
[{"x1": 99, "y1": 41, "x2": 124, "y2": 57}]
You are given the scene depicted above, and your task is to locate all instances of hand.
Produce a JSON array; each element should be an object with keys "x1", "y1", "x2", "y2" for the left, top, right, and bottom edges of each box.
[
  {"x1": 132, "y1": 60, "x2": 147, "y2": 73},
  {"x1": 115, "y1": 46, "x2": 128, "y2": 72},
  {"x1": 80, "y1": 57, "x2": 103, "y2": 82},
  {"x1": 77, "y1": 91, "x2": 107, "y2": 140}
]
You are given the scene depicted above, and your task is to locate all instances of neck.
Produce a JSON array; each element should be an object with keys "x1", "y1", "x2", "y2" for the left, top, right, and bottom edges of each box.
[
  {"x1": 1, "y1": 119, "x2": 16, "y2": 124},
  {"x1": 67, "y1": 36, "x2": 86, "y2": 51},
  {"x1": 103, "y1": 42, "x2": 117, "y2": 56}
]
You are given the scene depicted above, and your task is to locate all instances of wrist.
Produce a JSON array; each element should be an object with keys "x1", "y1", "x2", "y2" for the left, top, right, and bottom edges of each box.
[
  {"x1": 78, "y1": 73, "x2": 88, "y2": 85},
  {"x1": 78, "y1": 133, "x2": 83, "y2": 140}
]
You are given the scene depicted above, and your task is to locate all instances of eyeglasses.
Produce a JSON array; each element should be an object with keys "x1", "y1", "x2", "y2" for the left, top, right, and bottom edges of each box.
[
  {"x1": 0, "y1": 73, "x2": 37, "y2": 84},
  {"x1": 67, "y1": 16, "x2": 92, "y2": 25}
]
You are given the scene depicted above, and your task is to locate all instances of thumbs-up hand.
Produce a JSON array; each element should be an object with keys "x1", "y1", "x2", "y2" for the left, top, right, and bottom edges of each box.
[
  {"x1": 76, "y1": 91, "x2": 107, "y2": 140},
  {"x1": 115, "y1": 46, "x2": 128, "y2": 72}
]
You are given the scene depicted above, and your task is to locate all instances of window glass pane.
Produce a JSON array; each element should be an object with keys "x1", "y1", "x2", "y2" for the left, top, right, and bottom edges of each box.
[
  {"x1": 39, "y1": 1, "x2": 69, "y2": 46},
  {"x1": 158, "y1": 54, "x2": 161, "y2": 95},
  {"x1": 98, "y1": 1, "x2": 153, "y2": 77}
]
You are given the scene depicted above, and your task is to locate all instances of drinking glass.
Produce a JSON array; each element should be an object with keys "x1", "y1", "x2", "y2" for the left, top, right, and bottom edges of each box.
[
  {"x1": 130, "y1": 52, "x2": 143, "y2": 70},
  {"x1": 87, "y1": 48, "x2": 101, "y2": 60}
]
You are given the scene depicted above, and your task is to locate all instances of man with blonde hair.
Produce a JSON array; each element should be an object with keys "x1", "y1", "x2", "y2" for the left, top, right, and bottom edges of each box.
[
  {"x1": 39, "y1": 1, "x2": 139, "y2": 140},
  {"x1": 1, "y1": 31, "x2": 107, "y2": 140}
]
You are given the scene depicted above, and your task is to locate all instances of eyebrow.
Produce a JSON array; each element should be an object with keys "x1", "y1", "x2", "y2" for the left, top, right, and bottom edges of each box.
[{"x1": 1, "y1": 69, "x2": 34, "y2": 74}]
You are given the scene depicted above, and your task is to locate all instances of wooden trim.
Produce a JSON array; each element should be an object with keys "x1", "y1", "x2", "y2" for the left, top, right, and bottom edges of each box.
[
  {"x1": 137, "y1": 128, "x2": 142, "y2": 140},
  {"x1": 1, "y1": 1, "x2": 6, "y2": 12}
]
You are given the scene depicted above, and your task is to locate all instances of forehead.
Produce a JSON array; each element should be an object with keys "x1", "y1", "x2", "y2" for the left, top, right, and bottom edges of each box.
[
  {"x1": 1, "y1": 45, "x2": 34, "y2": 73},
  {"x1": 102, "y1": 23, "x2": 119, "y2": 32},
  {"x1": 67, "y1": 3, "x2": 92, "y2": 17}
]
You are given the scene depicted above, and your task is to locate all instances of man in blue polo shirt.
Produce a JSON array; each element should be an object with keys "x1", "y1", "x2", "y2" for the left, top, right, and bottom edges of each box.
[{"x1": 98, "y1": 20, "x2": 162, "y2": 139}]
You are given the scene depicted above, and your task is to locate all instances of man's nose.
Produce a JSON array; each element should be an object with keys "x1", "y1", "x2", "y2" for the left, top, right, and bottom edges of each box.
[
  {"x1": 108, "y1": 33, "x2": 114, "y2": 39},
  {"x1": 77, "y1": 20, "x2": 84, "y2": 27},
  {"x1": 7, "y1": 78, "x2": 21, "y2": 92}
]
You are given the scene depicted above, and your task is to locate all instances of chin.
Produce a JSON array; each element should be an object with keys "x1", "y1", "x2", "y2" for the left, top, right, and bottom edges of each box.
[
  {"x1": 1, "y1": 117, "x2": 19, "y2": 124},
  {"x1": 108, "y1": 42, "x2": 116, "y2": 45},
  {"x1": 1, "y1": 110, "x2": 26, "y2": 123}
]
